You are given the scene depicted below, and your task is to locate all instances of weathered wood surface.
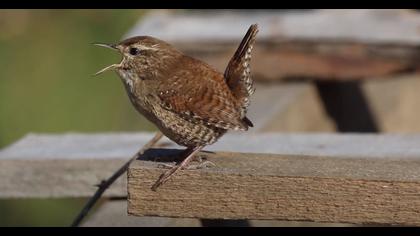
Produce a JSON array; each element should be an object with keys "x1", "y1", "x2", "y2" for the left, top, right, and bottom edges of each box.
[
  {"x1": 3, "y1": 132, "x2": 420, "y2": 199},
  {"x1": 126, "y1": 9, "x2": 420, "y2": 80},
  {"x1": 128, "y1": 149, "x2": 420, "y2": 226}
]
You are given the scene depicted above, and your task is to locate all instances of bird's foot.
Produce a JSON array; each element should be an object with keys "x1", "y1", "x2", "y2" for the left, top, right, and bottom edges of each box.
[
  {"x1": 156, "y1": 162, "x2": 177, "y2": 169},
  {"x1": 157, "y1": 160, "x2": 215, "y2": 170},
  {"x1": 185, "y1": 160, "x2": 216, "y2": 170},
  {"x1": 187, "y1": 154, "x2": 216, "y2": 169},
  {"x1": 152, "y1": 147, "x2": 203, "y2": 191}
]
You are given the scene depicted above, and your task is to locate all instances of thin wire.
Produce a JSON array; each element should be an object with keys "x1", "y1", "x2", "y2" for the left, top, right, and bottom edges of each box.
[{"x1": 70, "y1": 132, "x2": 163, "y2": 227}]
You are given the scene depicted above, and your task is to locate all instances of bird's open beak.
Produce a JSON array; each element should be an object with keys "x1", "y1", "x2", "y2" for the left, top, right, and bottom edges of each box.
[
  {"x1": 94, "y1": 63, "x2": 120, "y2": 76},
  {"x1": 93, "y1": 43, "x2": 118, "y2": 51},
  {"x1": 93, "y1": 43, "x2": 120, "y2": 76}
]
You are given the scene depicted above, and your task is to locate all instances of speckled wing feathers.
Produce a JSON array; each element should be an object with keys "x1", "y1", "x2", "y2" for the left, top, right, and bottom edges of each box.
[{"x1": 157, "y1": 57, "x2": 249, "y2": 131}]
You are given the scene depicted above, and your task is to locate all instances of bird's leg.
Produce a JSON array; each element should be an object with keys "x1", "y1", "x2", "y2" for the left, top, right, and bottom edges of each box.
[
  {"x1": 155, "y1": 148, "x2": 196, "y2": 169},
  {"x1": 156, "y1": 163, "x2": 177, "y2": 169},
  {"x1": 151, "y1": 146, "x2": 203, "y2": 191},
  {"x1": 157, "y1": 153, "x2": 216, "y2": 170},
  {"x1": 185, "y1": 161, "x2": 216, "y2": 170}
]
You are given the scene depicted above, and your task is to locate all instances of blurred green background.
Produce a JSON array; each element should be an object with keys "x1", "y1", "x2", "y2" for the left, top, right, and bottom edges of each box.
[{"x1": 0, "y1": 9, "x2": 157, "y2": 226}]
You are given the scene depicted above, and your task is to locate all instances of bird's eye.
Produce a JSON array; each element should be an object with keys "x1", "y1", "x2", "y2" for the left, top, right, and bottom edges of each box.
[{"x1": 129, "y1": 47, "x2": 140, "y2": 56}]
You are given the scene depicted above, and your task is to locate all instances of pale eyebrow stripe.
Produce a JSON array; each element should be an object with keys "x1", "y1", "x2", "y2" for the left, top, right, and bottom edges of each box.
[{"x1": 138, "y1": 45, "x2": 159, "y2": 51}]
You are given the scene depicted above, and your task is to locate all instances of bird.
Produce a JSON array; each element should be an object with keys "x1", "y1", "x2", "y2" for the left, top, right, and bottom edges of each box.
[{"x1": 95, "y1": 24, "x2": 259, "y2": 190}]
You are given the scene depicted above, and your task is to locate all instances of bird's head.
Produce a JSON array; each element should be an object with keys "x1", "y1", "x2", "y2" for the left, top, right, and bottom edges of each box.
[{"x1": 94, "y1": 36, "x2": 181, "y2": 78}]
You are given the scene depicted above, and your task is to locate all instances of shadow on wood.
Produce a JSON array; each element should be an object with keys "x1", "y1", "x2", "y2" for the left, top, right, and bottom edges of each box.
[{"x1": 315, "y1": 80, "x2": 379, "y2": 132}]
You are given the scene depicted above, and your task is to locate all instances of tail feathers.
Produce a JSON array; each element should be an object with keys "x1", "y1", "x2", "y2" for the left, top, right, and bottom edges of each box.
[
  {"x1": 235, "y1": 116, "x2": 254, "y2": 131},
  {"x1": 224, "y1": 24, "x2": 259, "y2": 116},
  {"x1": 231, "y1": 24, "x2": 259, "y2": 64},
  {"x1": 243, "y1": 116, "x2": 254, "y2": 128}
]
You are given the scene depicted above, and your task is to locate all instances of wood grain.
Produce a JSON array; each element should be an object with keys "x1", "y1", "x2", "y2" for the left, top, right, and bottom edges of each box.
[{"x1": 128, "y1": 150, "x2": 420, "y2": 226}]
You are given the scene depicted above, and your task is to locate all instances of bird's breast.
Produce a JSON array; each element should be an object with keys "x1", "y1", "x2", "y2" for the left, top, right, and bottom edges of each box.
[
  {"x1": 116, "y1": 69, "x2": 136, "y2": 93},
  {"x1": 116, "y1": 69, "x2": 152, "y2": 115}
]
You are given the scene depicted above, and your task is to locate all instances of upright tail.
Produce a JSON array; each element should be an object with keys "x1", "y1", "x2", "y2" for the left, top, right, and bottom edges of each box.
[{"x1": 224, "y1": 24, "x2": 259, "y2": 122}]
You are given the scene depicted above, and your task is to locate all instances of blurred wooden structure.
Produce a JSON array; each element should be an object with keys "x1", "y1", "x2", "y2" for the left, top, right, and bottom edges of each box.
[{"x1": 126, "y1": 9, "x2": 420, "y2": 81}]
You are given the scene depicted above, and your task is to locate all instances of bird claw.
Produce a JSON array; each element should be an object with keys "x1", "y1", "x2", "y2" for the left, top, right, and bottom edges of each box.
[
  {"x1": 185, "y1": 161, "x2": 216, "y2": 170},
  {"x1": 156, "y1": 162, "x2": 177, "y2": 169},
  {"x1": 156, "y1": 160, "x2": 215, "y2": 170}
]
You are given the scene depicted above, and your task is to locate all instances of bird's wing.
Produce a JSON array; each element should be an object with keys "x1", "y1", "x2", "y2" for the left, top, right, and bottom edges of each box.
[
  {"x1": 157, "y1": 62, "x2": 249, "y2": 131},
  {"x1": 224, "y1": 24, "x2": 258, "y2": 114}
]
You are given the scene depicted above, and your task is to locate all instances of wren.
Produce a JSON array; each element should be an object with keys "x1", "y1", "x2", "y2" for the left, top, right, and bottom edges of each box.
[{"x1": 95, "y1": 24, "x2": 259, "y2": 190}]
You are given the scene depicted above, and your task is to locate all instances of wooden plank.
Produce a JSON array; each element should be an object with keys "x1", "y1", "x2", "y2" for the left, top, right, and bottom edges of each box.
[
  {"x1": 125, "y1": 9, "x2": 420, "y2": 80},
  {"x1": 127, "y1": 149, "x2": 420, "y2": 226},
  {"x1": 127, "y1": 10, "x2": 420, "y2": 45},
  {"x1": 4, "y1": 133, "x2": 420, "y2": 162},
  {"x1": 179, "y1": 42, "x2": 420, "y2": 81},
  {"x1": 0, "y1": 159, "x2": 127, "y2": 198},
  {"x1": 3, "y1": 132, "x2": 420, "y2": 198},
  {"x1": 0, "y1": 133, "x2": 158, "y2": 198}
]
